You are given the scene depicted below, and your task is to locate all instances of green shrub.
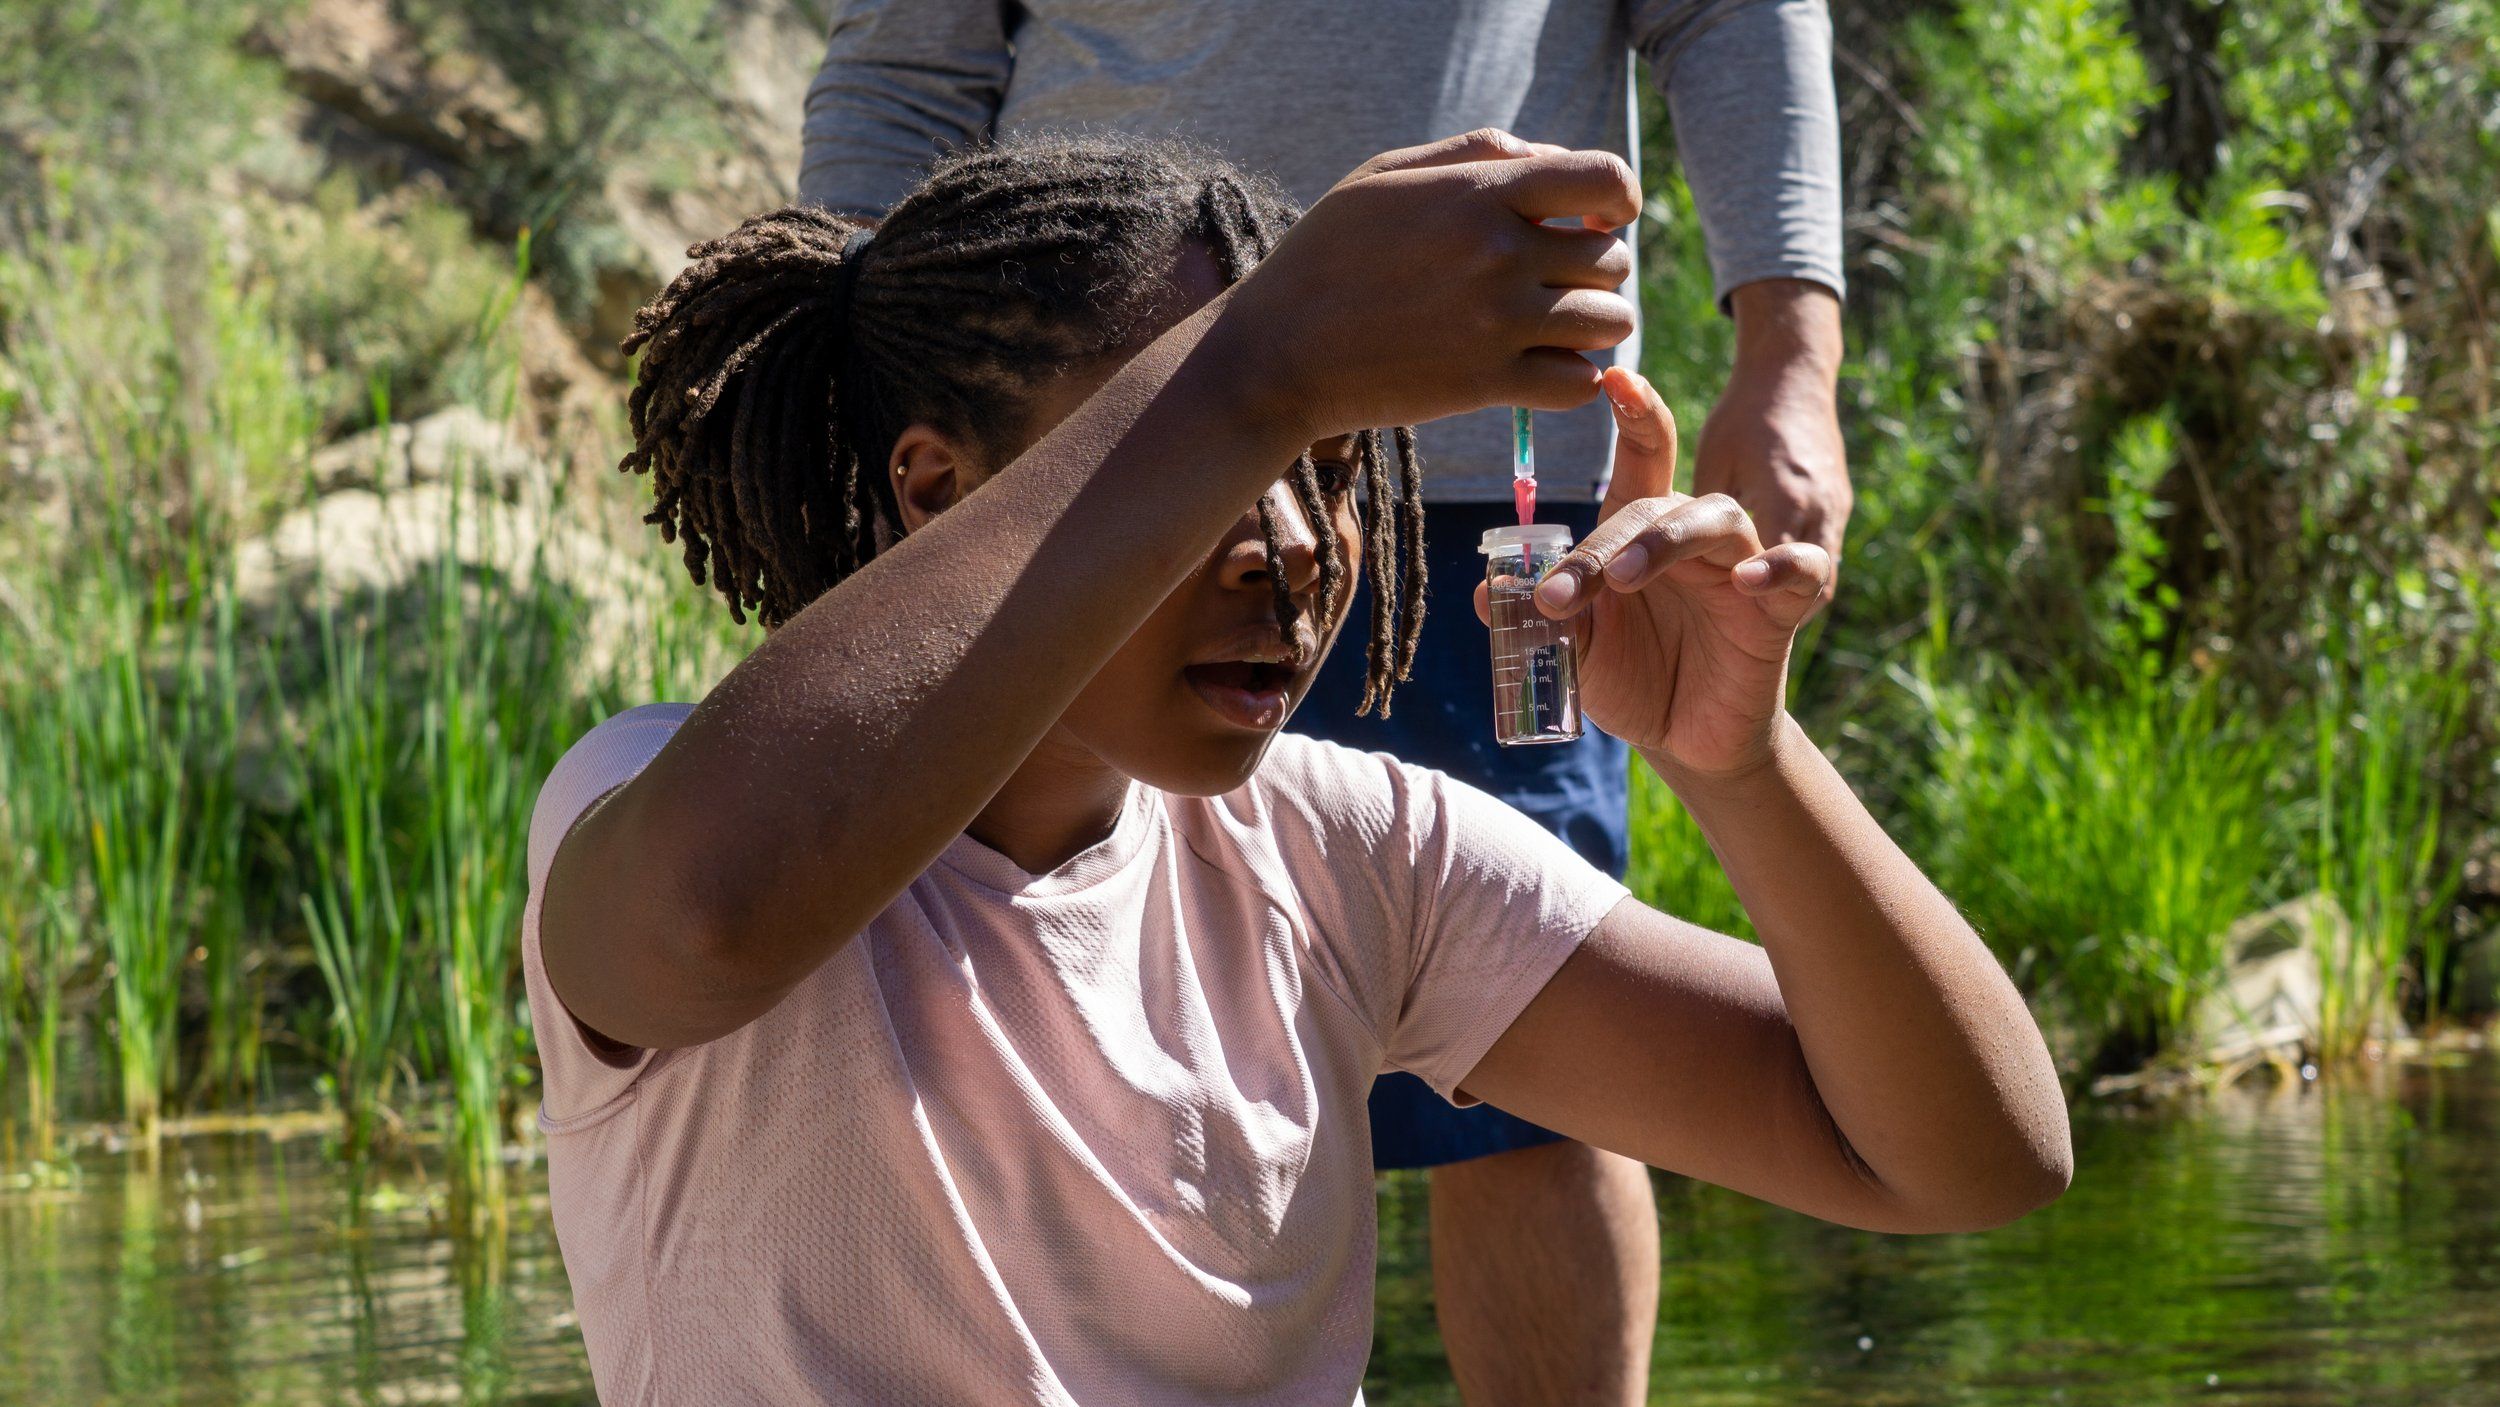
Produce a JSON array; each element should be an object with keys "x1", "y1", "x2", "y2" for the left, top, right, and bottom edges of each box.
[
  {"x1": 1905, "y1": 663, "x2": 2286, "y2": 1068},
  {"x1": 2308, "y1": 579, "x2": 2474, "y2": 1055},
  {"x1": 250, "y1": 177, "x2": 517, "y2": 438}
]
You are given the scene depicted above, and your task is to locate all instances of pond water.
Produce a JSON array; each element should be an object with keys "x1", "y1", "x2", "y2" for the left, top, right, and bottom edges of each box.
[{"x1": 3, "y1": 1050, "x2": 2494, "y2": 1405}]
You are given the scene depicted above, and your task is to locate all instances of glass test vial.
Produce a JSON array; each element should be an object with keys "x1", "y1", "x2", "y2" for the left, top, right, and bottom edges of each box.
[{"x1": 1478, "y1": 524, "x2": 1583, "y2": 746}]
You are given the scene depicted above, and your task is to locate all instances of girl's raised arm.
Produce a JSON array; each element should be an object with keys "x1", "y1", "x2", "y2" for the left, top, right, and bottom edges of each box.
[{"x1": 542, "y1": 133, "x2": 1642, "y2": 1051}]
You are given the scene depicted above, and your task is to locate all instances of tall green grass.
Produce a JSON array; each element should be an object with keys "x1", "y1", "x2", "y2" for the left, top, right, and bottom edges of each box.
[
  {"x1": 1907, "y1": 662, "x2": 2286, "y2": 1066},
  {"x1": 419, "y1": 474, "x2": 583, "y2": 1221},
  {"x1": 0, "y1": 693, "x2": 78, "y2": 1158},
  {"x1": 69, "y1": 560, "x2": 247, "y2": 1145},
  {"x1": 0, "y1": 174, "x2": 749, "y2": 1192},
  {"x1": 2309, "y1": 592, "x2": 2471, "y2": 1058},
  {"x1": 1891, "y1": 562, "x2": 2484, "y2": 1071},
  {"x1": 282, "y1": 592, "x2": 417, "y2": 1162}
]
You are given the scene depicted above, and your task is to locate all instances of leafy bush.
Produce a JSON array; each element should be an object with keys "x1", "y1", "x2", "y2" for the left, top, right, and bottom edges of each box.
[{"x1": 250, "y1": 177, "x2": 517, "y2": 437}]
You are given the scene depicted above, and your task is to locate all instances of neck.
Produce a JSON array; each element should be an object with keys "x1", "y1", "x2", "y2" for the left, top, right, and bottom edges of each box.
[{"x1": 967, "y1": 726, "x2": 1133, "y2": 875}]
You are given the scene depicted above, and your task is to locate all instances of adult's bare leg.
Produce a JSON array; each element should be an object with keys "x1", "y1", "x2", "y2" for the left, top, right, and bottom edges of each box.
[{"x1": 1429, "y1": 1139, "x2": 1659, "y2": 1406}]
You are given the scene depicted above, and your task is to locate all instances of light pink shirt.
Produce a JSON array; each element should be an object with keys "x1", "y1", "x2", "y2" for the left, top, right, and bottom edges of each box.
[{"x1": 523, "y1": 704, "x2": 1629, "y2": 1404}]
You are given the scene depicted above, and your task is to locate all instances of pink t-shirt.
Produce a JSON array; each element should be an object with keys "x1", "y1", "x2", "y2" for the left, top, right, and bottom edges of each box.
[{"x1": 523, "y1": 703, "x2": 1629, "y2": 1405}]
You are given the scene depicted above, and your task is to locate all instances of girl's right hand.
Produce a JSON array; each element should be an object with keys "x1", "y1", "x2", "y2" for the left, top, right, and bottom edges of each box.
[{"x1": 1216, "y1": 129, "x2": 1641, "y2": 442}]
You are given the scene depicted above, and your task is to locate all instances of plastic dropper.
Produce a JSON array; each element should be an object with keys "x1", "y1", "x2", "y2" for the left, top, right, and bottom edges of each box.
[{"x1": 1511, "y1": 406, "x2": 1536, "y2": 525}]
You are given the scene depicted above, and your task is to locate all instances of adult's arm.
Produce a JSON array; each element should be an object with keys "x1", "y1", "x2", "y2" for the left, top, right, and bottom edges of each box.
[
  {"x1": 1460, "y1": 720, "x2": 2073, "y2": 1234},
  {"x1": 1634, "y1": 0, "x2": 1844, "y2": 306},
  {"x1": 798, "y1": 0, "x2": 1013, "y2": 216},
  {"x1": 1636, "y1": 0, "x2": 1851, "y2": 601}
]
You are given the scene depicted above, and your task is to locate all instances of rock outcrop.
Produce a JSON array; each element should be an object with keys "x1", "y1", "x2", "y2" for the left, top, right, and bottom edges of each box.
[{"x1": 245, "y1": 0, "x2": 543, "y2": 171}]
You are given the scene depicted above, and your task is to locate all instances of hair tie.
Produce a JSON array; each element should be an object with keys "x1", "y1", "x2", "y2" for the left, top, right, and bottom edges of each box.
[{"x1": 828, "y1": 227, "x2": 876, "y2": 326}]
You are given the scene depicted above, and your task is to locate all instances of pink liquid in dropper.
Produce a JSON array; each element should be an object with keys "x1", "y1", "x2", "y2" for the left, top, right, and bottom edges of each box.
[{"x1": 1510, "y1": 406, "x2": 1537, "y2": 525}]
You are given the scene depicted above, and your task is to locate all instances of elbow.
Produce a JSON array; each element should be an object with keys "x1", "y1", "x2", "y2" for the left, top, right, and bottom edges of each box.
[
  {"x1": 2004, "y1": 1066, "x2": 2079, "y2": 1219},
  {"x1": 585, "y1": 896, "x2": 800, "y2": 1053},
  {"x1": 1991, "y1": 1130, "x2": 2075, "y2": 1226},
  {"x1": 1862, "y1": 1106, "x2": 2072, "y2": 1235},
  {"x1": 1947, "y1": 1021, "x2": 2078, "y2": 1229},
  {"x1": 2035, "y1": 1110, "x2": 2077, "y2": 1201},
  {"x1": 1940, "y1": 1114, "x2": 2075, "y2": 1233},
  {"x1": 2031, "y1": 1110, "x2": 2078, "y2": 1206}
]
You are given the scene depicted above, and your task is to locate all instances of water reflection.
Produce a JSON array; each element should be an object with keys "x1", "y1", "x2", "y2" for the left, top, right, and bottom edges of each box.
[
  {"x1": 0, "y1": 1132, "x2": 588, "y2": 1404},
  {"x1": 1369, "y1": 1052, "x2": 2500, "y2": 1406},
  {"x1": 2, "y1": 1052, "x2": 2493, "y2": 1404}
]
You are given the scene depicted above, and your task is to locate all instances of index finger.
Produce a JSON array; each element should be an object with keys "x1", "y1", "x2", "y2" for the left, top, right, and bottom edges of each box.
[
  {"x1": 1350, "y1": 128, "x2": 1571, "y2": 179},
  {"x1": 1491, "y1": 150, "x2": 1642, "y2": 232}
]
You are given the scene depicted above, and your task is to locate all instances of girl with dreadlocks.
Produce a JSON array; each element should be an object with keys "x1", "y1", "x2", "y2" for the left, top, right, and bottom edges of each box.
[{"x1": 524, "y1": 129, "x2": 2066, "y2": 1402}]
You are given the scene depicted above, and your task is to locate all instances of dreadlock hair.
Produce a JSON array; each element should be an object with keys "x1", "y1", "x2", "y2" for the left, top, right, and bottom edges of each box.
[{"x1": 618, "y1": 132, "x2": 1427, "y2": 716}]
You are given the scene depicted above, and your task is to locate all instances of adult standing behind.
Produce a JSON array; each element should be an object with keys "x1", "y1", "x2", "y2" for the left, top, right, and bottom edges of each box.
[{"x1": 799, "y1": 3, "x2": 1845, "y2": 1400}]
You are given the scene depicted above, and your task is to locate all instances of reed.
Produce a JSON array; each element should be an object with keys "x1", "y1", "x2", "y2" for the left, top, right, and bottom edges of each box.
[
  {"x1": 281, "y1": 588, "x2": 418, "y2": 1162},
  {"x1": 0, "y1": 697, "x2": 73, "y2": 1157},
  {"x1": 200, "y1": 595, "x2": 250, "y2": 1088},
  {"x1": 423, "y1": 650, "x2": 523, "y2": 1214},
  {"x1": 2309, "y1": 602, "x2": 2469, "y2": 1058},
  {"x1": 1905, "y1": 657, "x2": 2287, "y2": 1068},
  {"x1": 415, "y1": 473, "x2": 579, "y2": 1220},
  {"x1": 60, "y1": 532, "x2": 247, "y2": 1144}
]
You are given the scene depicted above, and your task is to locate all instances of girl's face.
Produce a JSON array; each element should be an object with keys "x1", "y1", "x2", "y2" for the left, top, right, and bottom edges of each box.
[{"x1": 894, "y1": 245, "x2": 1370, "y2": 797}]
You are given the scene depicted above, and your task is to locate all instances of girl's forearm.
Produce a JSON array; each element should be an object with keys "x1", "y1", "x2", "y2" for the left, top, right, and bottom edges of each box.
[
  {"x1": 553, "y1": 295, "x2": 1311, "y2": 1045},
  {"x1": 1643, "y1": 718, "x2": 2071, "y2": 1226}
]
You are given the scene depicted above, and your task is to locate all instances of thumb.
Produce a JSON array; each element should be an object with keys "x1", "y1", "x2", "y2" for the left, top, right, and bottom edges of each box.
[{"x1": 1597, "y1": 367, "x2": 1677, "y2": 522}]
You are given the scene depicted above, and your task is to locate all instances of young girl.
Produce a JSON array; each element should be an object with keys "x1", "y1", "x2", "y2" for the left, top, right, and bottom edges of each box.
[{"x1": 526, "y1": 130, "x2": 2068, "y2": 1404}]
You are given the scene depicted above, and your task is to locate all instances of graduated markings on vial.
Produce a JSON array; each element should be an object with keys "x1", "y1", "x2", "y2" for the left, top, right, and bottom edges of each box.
[
  {"x1": 1487, "y1": 578, "x2": 1576, "y2": 737},
  {"x1": 1509, "y1": 643, "x2": 1569, "y2": 733}
]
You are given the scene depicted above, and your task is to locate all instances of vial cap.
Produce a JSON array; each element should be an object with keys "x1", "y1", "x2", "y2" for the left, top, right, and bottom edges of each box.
[{"x1": 1478, "y1": 523, "x2": 1575, "y2": 555}]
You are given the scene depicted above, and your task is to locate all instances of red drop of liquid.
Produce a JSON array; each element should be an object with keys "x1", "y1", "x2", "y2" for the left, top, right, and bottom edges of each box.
[{"x1": 1513, "y1": 477, "x2": 1536, "y2": 526}]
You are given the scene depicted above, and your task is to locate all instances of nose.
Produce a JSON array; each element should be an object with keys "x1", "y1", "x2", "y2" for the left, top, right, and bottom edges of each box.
[{"x1": 1215, "y1": 483, "x2": 1323, "y2": 598}]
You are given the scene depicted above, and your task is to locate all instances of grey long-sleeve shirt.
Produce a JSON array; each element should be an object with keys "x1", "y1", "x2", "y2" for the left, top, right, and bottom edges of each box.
[{"x1": 799, "y1": 0, "x2": 1842, "y2": 505}]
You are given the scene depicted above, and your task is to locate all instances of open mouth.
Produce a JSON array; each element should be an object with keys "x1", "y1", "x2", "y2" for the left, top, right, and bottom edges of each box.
[{"x1": 1182, "y1": 659, "x2": 1297, "y2": 731}]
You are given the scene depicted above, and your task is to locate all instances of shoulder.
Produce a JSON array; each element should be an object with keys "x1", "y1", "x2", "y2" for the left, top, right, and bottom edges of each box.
[
  {"x1": 1236, "y1": 732, "x2": 1430, "y2": 840},
  {"x1": 528, "y1": 703, "x2": 695, "y2": 893},
  {"x1": 1242, "y1": 735, "x2": 1623, "y2": 900},
  {"x1": 1208, "y1": 732, "x2": 1492, "y2": 881}
]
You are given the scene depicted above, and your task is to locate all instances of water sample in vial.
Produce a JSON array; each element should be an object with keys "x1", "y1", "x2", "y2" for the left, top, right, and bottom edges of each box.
[{"x1": 1479, "y1": 524, "x2": 1583, "y2": 746}]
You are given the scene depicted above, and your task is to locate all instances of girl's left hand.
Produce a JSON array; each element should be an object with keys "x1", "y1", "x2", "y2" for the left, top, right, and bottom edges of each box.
[{"x1": 1498, "y1": 367, "x2": 1831, "y2": 777}]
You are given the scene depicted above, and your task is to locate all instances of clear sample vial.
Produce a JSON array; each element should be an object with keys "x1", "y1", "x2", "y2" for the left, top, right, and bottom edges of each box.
[{"x1": 1478, "y1": 524, "x2": 1583, "y2": 746}]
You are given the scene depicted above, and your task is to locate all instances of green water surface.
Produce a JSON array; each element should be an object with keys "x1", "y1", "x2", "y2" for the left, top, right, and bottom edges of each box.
[{"x1": 3, "y1": 1052, "x2": 2494, "y2": 1404}]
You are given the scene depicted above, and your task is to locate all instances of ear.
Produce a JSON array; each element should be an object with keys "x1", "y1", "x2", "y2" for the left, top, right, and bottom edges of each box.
[{"x1": 888, "y1": 423, "x2": 976, "y2": 533}]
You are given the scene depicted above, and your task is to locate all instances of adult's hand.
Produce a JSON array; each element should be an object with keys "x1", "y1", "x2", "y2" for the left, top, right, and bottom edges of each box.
[{"x1": 1694, "y1": 279, "x2": 1847, "y2": 613}]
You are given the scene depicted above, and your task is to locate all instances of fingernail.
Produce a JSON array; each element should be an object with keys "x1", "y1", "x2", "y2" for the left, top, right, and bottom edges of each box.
[
  {"x1": 1605, "y1": 544, "x2": 1649, "y2": 582},
  {"x1": 1735, "y1": 559, "x2": 1772, "y2": 587},
  {"x1": 1536, "y1": 571, "x2": 1580, "y2": 611}
]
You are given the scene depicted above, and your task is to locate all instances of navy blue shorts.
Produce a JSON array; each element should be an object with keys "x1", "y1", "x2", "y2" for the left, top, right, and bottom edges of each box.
[{"x1": 1292, "y1": 499, "x2": 1630, "y2": 1171}]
